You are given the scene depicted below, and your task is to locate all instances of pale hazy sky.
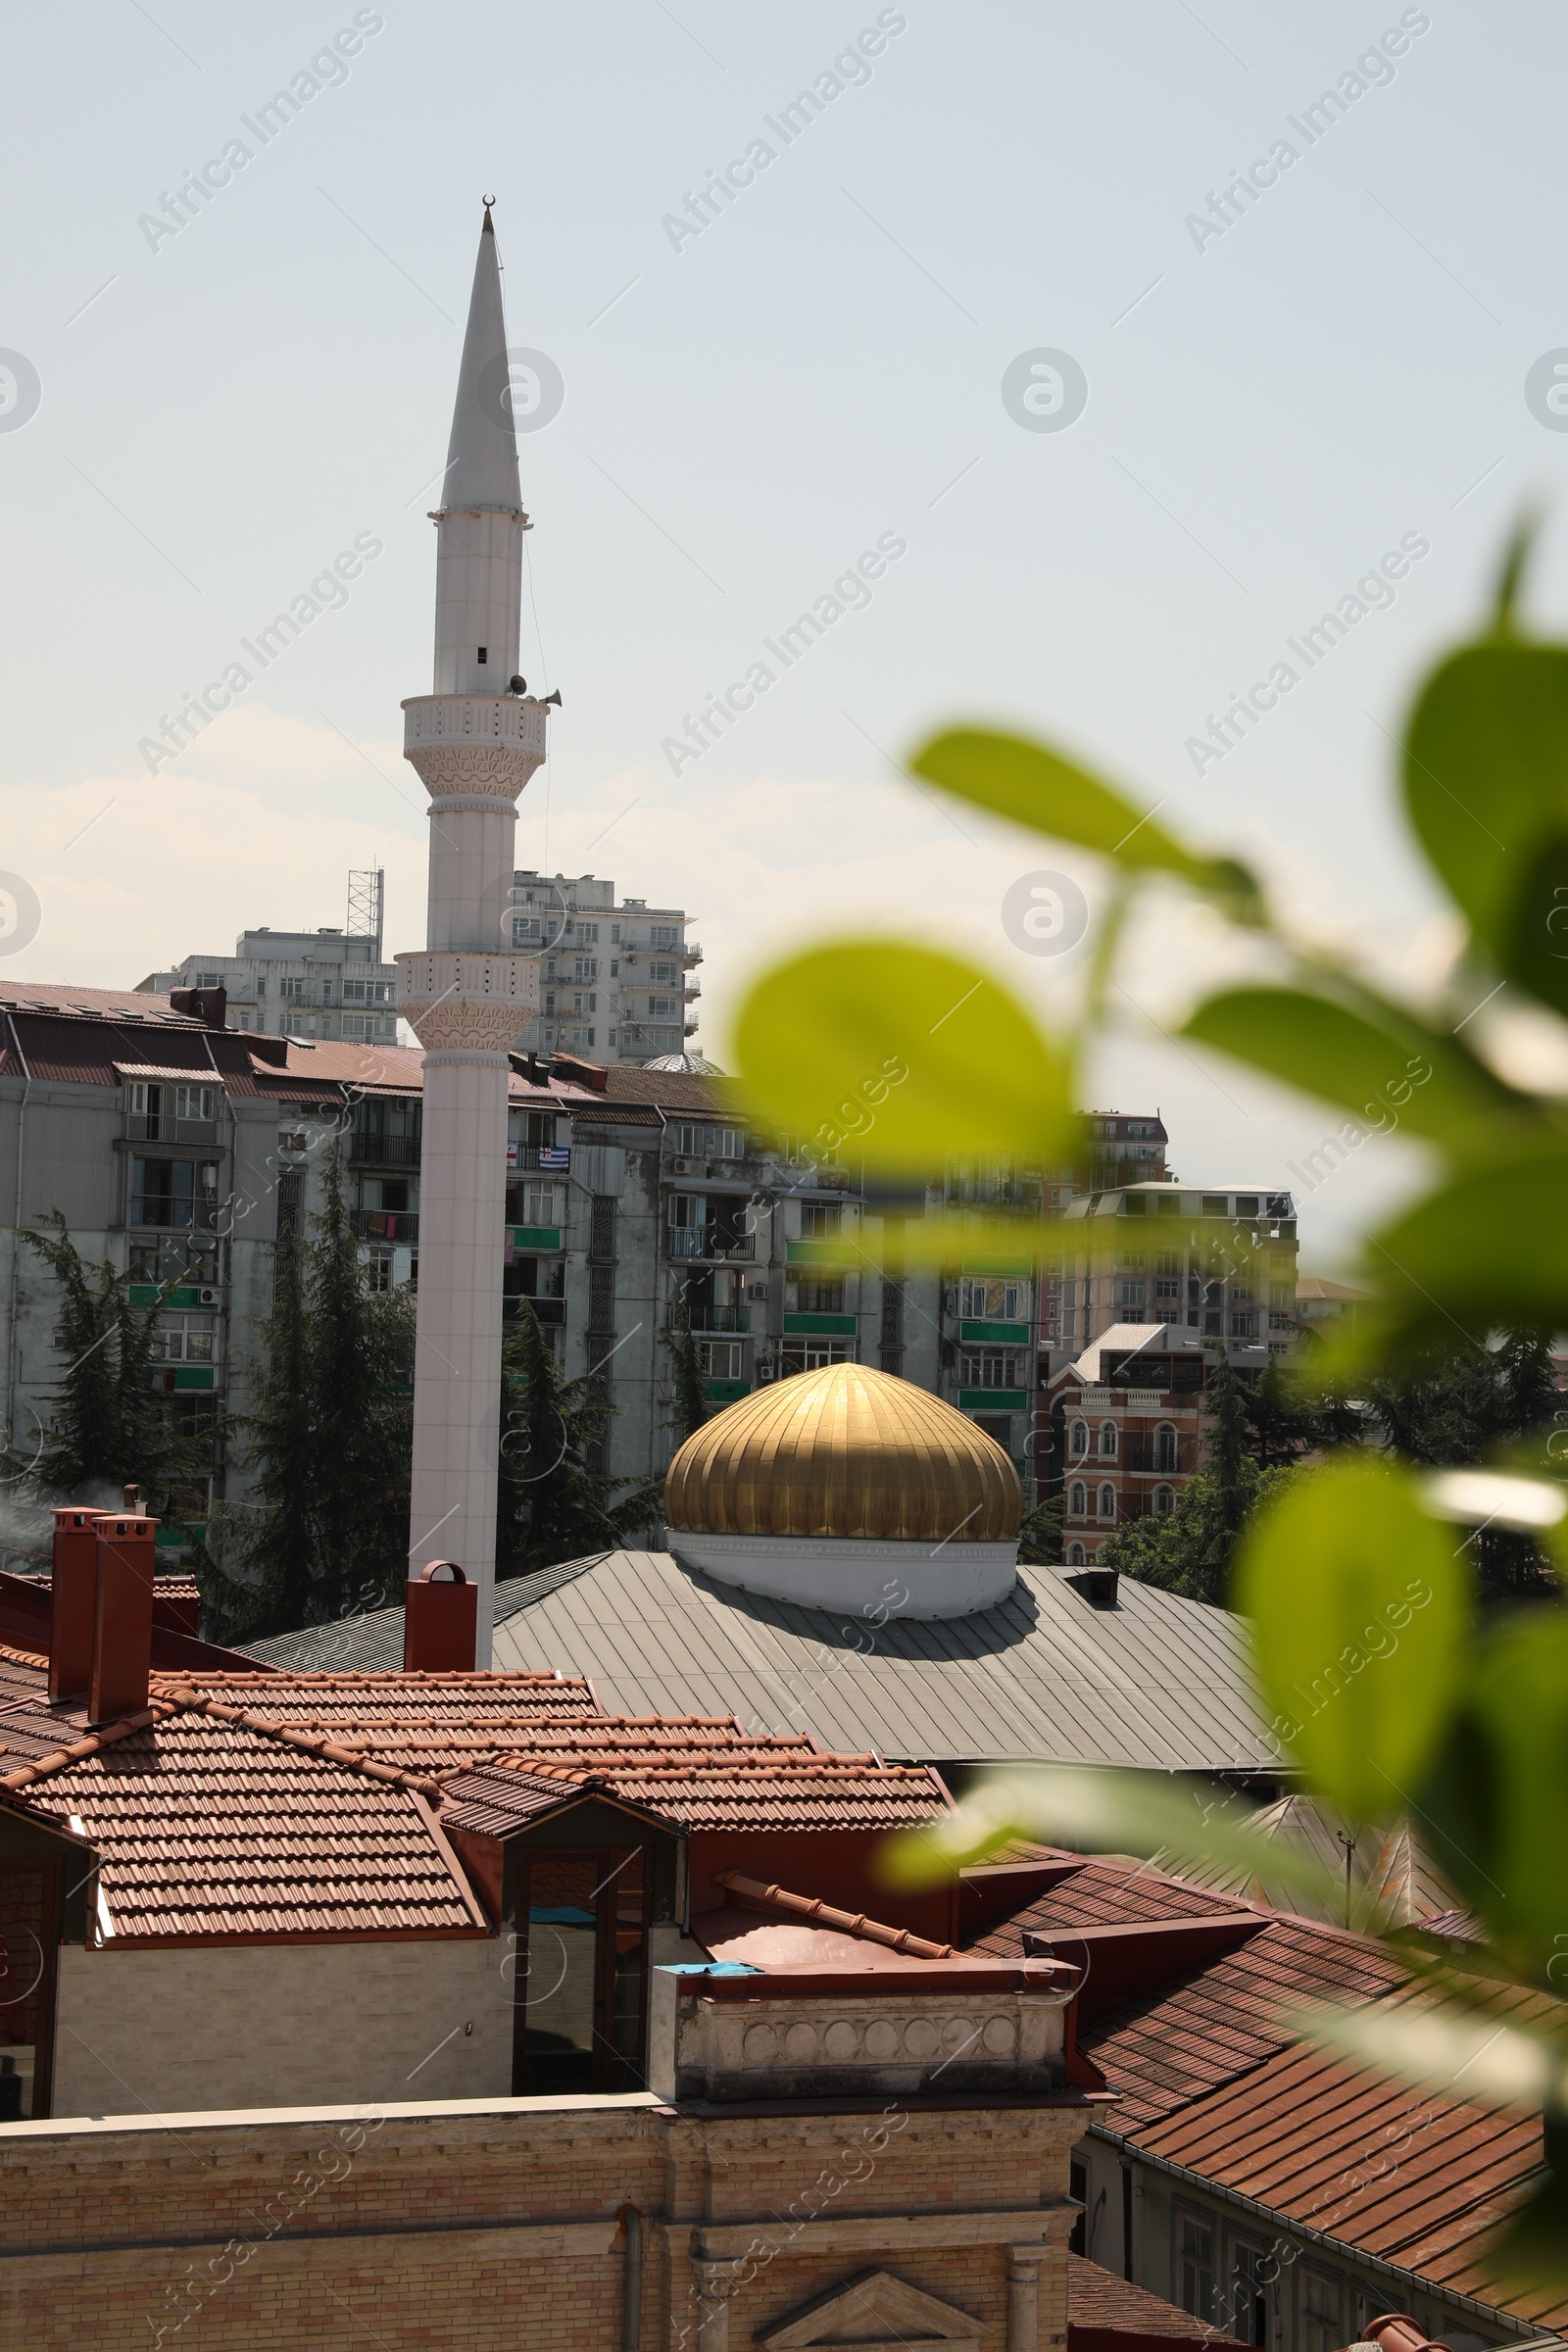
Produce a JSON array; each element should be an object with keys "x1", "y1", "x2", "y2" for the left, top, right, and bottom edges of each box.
[{"x1": 3, "y1": 1, "x2": 1564, "y2": 1274}]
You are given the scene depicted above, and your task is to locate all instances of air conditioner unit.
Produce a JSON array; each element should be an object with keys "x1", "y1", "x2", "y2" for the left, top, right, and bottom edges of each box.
[
  {"x1": 673, "y1": 1158, "x2": 691, "y2": 1174},
  {"x1": 197, "y1": 1286, "x2": 220, "y2": 1307}
]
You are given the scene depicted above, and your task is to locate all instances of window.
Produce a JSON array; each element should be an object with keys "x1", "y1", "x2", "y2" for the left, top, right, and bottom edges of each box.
[
  {"x1": 1069, "y1": 2158, "x2": 1088, "y2": 2255},
  {"x1": 341, "y1": 979, "x2": 395, "y2": 1004},
  {"x1": 1153, "y1": 1422, "x2": 1178, "y2": 1472},
  {"x1": 699, "y1": 1341, "x2": 743, "y2": 1380},
  {"x1": 281, "y1": 976, "x2": 307, "y2": 1002},
  {"x1": 649, "y1": 959, "x2": 679, "y2": 985},
  {"x1": 131, "y1": 1157, "x2": 198, "y2": 1229},
  {"x1": 1066, "y1": 1542, "x2": 1086, "y2": 1566},
  {"x1": 1177, "y1": 2214, "x2": 1214, "y2": 2322},
  {"x1": 1098, "y1": 1483, "x2": 1116, "y2": 1520},
  {"x1": 1116, "y1": 1280, "x2": 1145, "y2": 1307},
  {"x1": 522, "y1": 1183, "x2": 563, "y2": 1227},
  {"x1": 1069, "y1": 1419, "x2": 1089, "y2": 1458},
  {"x1": 650, "y1": 924, "x2": 678, "y2": 949},
  {"x1": 1229, "y1": 1312, "x2": 1256, "y2": 1339},
  {"x1": 959, "y1": 1351, "x2": 1021, "y2": 1389},
  {"x1": 1068, "y1": 1482, "x2": 1087, "y2": 1518},
  {"x1": 772, "y1": 1338, "x2": 856, "y2": 1376},
  {"x1": 129, "y1": 1239, "x2": 219, "y2": 1289},
  {"x1": 1099, "y1": 1420, "x2": 1117, "y2": 1460},
  {"x1": 792, "y1": 1277, "x2": 845, "y2": 1313},
  {"x1": 1154, "y1": 1484, "x2": 1175, "y2": 1517},
  {"x1": 280, "y1": 1011, "x2": 316, "y2": 1036},
  {"x1": 149, "y1": 1315, "x2": 217, "y2": 1364},
  {"x1": 516, "y1": 1848, "x2": 649, "y2": 2095},
  {"x1": 799, "y1": 1201, "x2": 842, "y2": 1239},
  {"x1": 1153, "y1": 1277, "x2": 1181, "y2": 1303},
  {"x1": 1229, "y1": 2243, "x2": 1270, "y2": 2347},
  {"x1": 647, "y1": 996, "x2": 676, "y2": 1016},
  {"x1": 1299, "y1": 2272, "x2": 1342, "y2": 2352},
  {"x1": 972, "y1": 1413, "x2": 1012, "y2": 1452},
  {"x1": 572, "y1": 958, "x2": 599, "y2": 983},
  {"x1": 1269, "y1": 1283, "x2": 1295, "y2": 1308},
  {"x1": 960, "y1": 1278, "x2": 1022, "y2": 1320},
  {"x1": 577, "y1": 922, "x2": 599, "y2": 944},
  {"x1": 669, "y1": 1194, "x2": 710, "y2": 1230},
  {"x1": 0, "y1": 1860, "x2": 62, "y2": 2119}
]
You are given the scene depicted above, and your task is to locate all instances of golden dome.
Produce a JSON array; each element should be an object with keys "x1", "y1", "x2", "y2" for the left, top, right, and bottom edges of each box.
[{"x1": 663, "y1": 1362, "x2": 1021, "y2": 1543}]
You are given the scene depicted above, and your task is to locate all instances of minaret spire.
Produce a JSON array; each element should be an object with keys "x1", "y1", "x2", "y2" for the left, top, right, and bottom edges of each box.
[{"x1": 396, "y1": 204, "x2": 550, "y2": 1661}]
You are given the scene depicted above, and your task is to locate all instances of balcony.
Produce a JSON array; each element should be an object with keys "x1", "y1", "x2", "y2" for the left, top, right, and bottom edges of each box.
[
  {"x1": 666, "y1": 1228, "x2": 754, "y2": 1263},
  {"x1": 349, "y1": 1130, "x2": 421, "y2": 1168},
  {"x1": 507, "y1": 1144, "x2": 570, "y2": 1173},
  {"x1": 351, "y1": 1208, "x2": 418, "y2": 1245},
  {"x1": 677, "y1": 1304, "x2": 748, "y2": 1334},
  {"x1": 127, "y1": 1115, "x2": 220, "y2": 1146},
  {"x1": 130, "y1": 1199, "x2": 220, "y2": 1234},
  {"x1": 504, "y1": 1294, "x2": 565, "y2": 1327}
]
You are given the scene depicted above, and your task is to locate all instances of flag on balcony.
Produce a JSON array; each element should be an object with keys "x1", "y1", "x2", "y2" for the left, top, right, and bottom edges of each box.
[{"x1": 538, "y1": 1146, "x2": 570, "y2": 1171}]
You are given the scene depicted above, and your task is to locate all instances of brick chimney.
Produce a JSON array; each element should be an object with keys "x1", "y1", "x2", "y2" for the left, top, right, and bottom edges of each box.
[
  {"x1": 48, "y1": 1508, "x2": 106, "y2": 1702},
  {"x1": 89, "y1": 1514, "x2": 159, "y2": 1724},
  {"x1": 404, "y1": 1560, "x2": 477, "y2": 1673}
]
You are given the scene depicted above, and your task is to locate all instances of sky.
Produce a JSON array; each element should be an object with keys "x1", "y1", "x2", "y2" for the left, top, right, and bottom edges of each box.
[{"x1": 3, "y1": 0, "x2": 1565, "y2": 1278}]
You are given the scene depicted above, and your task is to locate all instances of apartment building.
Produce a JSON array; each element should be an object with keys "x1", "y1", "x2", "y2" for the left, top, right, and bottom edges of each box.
[
  {"x1": 137, "y1": 870, "x2": 399, "y2": 1046},
  {"x1": 508, "y1": 870, "x2": 701, "y2": 1064},
  {"x1": 1039, "y1": 1183, "x2": 1299, "y2": 1562}
]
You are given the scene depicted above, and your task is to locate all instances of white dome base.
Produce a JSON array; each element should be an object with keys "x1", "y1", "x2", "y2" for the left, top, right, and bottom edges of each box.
[{"x1": 668, "y1": 1530, "x2": 1018, "y2": 1620}]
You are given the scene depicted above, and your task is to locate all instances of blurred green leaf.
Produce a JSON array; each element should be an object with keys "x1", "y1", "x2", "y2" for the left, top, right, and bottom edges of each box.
[
  {"x1": 731, "y1": 941, "x2": 1077, "y2": 1176},
  {"x1": 909, "y1": 728, "x2": 1260, "y2": 909},
  {"x1": 1298, "y1": 1998, "x2": 1568, "y2": 2117},
  {"x1": 1404, "y1": 639, "x2": 1568, "y2": 1017},
  {"x1": 1417, "y1": 1609, "x2": 1568, "y2": 1970},
  {"x1": 1233, "y1": 1457, "x2": 1469, "y2": 1819},
  {"x1": 1183, "y1": 986, "x2": 1519, "y2": 1146},
  {"x1": 879, "y1": 1764, "x2": 1348, "y2": 1915},
  {"x1": 1355, "y1": 1139, "x2": 1568, "y2": 1351}
]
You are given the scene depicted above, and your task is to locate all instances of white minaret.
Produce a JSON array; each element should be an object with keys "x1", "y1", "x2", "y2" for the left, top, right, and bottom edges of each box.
[{"x1": 397, "y1": 206, "x2": 548, "y2": 1661}]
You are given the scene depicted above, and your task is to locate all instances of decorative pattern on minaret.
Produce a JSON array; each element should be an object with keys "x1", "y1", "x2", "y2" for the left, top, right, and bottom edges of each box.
[{"x1": 395, "y1": 208, "x2": 549, "y2": 1662}]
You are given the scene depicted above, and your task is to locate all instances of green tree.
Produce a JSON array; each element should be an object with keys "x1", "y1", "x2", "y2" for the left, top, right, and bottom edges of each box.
[
  {"x1": 1243, "y1": 1350, "x2": 1363, "y2": 1468},
  {"x1": 660, "y1": 1283, "x2": 710, "y2": 1447},
  {"x1": 203, "y1": 1158, "x2": 415, "y2": 1640},
  {"x1": 496, "y1": 1300, "x2": 660, "y2": 1579},
  {"x1": 1363, "y1": 1330, "x2": 1559, "y2": 1601},
  {"x1": 13, "y1": 1209, "x2": 203, "y2": 1503},
  {"x1": 1016, "y1": 1490, "x2": 1062, "y2": 1566},
  {"x1": 1097, "y1": 1462, "x2": 1295, "y2": 1601}
]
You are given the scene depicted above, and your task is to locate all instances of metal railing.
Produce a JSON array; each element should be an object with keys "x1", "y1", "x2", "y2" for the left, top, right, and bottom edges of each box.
[
  {"x1": 666, "y1": 1228, "x2": 754, "y2": 1263},
  {"x1": 349, "y1": 1131, "x2": 420, "y2": 1168},
  {"x1": 351, "y1": 1208, "x2": 418, "y2": 1244},
  {"x1": 127, "y1": 1116, "x2": 220, "y2": 1145}
]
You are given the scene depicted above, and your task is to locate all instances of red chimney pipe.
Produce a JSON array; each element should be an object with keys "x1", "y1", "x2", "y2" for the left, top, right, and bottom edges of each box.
[
  {"x1": 403, "y1": 1559, "x2": 477, "y2": 1674},
  {"x1": 49, "y1": 1508, "x2": 107, "y2": 1702},
  {"x1": 89, "y1": 1515, "x2": 159, "y2": 1724}
]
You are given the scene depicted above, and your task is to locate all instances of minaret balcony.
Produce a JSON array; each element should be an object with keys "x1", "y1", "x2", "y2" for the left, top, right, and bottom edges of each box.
[{"x1": 401, "y1": 694, "x2": 549, "y2": 805}]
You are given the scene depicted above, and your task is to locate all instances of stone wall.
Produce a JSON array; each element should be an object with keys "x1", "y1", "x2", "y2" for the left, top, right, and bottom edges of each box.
[{"x1": 0, "y1": 2091, "x2": 1081, "y2": 2351}]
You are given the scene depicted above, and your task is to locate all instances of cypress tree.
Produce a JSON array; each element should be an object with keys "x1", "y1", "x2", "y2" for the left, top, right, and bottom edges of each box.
[
  {"x1": 205, "y1": 1156, "x2": 415, "y2": 1639},
  {"x1": 496, "y1": 1300, "x2": 659, "y2": 1578},
  {"x1": 661, "y1": 1283, "x2": 710, "y2": 1447},
  {"x1": 14, "y1": 1209, "x2": 201, "y2": 1501}
]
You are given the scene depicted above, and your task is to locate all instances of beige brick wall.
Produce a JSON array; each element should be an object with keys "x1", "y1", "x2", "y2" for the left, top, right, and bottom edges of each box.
[
  {"x1": 53, "y1": 1936, "x2": 514, "y2": 2117},
  {"x1": 0, "y1": 2093, "x2": 1082, "y2": 2351}
]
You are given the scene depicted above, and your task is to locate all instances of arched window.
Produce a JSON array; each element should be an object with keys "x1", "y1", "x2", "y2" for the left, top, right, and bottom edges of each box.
[
  {"x1": 1153, "y1": 1422, "x2": 1178, "y2": 1473},
  {"x1": 1069, "y1": 1419, "x2": 1089, "y2": 1459},
  {"x1": 1154, "y1": 1484, "x2": 1176, "y2": 1518},
  {"x1": 1099, "y1": 1420, "x2": 1118, "y2": 1461},
  {"x1": 1098, "y1": 1483, "x2": 1116, "y2": 1521},
  {"x1": 1066, "y1": 1543, "x2": 1086, "y2": 1567},
  {"x1": 1068, "y1": 1482, "x2": 1087, "y2": 1519}
]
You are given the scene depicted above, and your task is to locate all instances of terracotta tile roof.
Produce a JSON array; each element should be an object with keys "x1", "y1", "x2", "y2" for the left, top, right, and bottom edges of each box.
[
  {"x1": 1067, "y1": 2254, "x2": 1249, "y2": 2346},
  {"x1": 156, "y1": 1667, "x2": 603, "y2": 1776},
  {"x1": 485, "y1": 1716, "x2": 950, "y2": 1831},
  {"x1": 438, "y1": 1764, "x2": 675, "y2": 1839},
  {"x1": 964, "y1": 1851, "x2": 1259, "y2": 1946},
  {"x1": 0, "y1": 1655, "x2": 484, "y2": 1940},
  {"x1": 1133, "y1": 1986, "x2": 1567, "y2": 2331}
]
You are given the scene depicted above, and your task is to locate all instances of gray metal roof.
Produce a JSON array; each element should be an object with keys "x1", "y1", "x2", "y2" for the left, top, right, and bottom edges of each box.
[{"x1": 244, "y1": 1554, "x2": 1271, "y2": 1776}]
